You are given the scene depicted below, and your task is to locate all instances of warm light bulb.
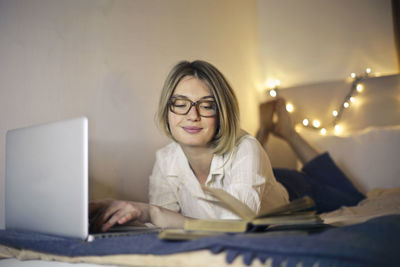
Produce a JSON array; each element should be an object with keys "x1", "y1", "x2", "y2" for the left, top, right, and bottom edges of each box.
[
  {"x1": 267, "y1": 80, "x2": 276, "y2": 89},
  {"x1": 286, "y1": 103, "x2": 294, "y2": 113},
  {"x1": 332, "y1": 110, "x2": 338, "y2": 117},
  {"x1": 350, "y1": 97, "x2": 356, "y2": 103},
  {"x1": 350, "y1": 73, "x2": 356, "y2": 78},
  {"x1": 334, "y1": 125, "x2": 342, "y2": 134},
  {"x1": 366, "y1": 68, "x2": 371, "y2": 74},
  {"x1": 269, "y1": 89, "x2": 277, "y2": 97},
  {"x1": 356, "y1": 84, "x2": 364, "y2": 92},
  {"x1": 320, "y1": 128, "x2": 327, "y2": 135},
  {"x1": 313, "y1": 120, "x2": 320, "y2": 128},
  {"x1": 343, "y1": 102, "x2": 349, "y2": 108},
  {"x1": 302, "y1": 119, "x2": 309, "y2": 126}
]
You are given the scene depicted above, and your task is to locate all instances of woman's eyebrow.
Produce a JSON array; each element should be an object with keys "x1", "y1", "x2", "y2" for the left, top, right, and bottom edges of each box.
[
  {"x1": 171, "y1": 94, "x2": 189, "y2": 99},
  {"x1": 172, "y1": 94, "x2": 215, "y2": 100},
  {"x1": 201, "y1": 95, "x2": 215, "y2": 100}
]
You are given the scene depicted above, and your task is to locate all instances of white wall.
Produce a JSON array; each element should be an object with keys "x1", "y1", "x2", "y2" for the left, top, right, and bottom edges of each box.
[
  {"x1": 257, "y1": 0, "x2": 397, "y2": 88},
  {"x1": 0, "y1": 0, "x2": 261, "y2": 228}
]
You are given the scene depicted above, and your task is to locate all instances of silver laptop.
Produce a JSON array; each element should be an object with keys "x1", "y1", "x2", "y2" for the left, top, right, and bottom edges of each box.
[
  {"x1": 6, "y1": 117, "x2": 89, "y2": 240},
  {"x1": 5, "y1": 117, "x2": 158, "y2": 241}
]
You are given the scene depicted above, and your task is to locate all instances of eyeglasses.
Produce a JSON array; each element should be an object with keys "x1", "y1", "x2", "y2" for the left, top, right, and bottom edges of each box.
[{"x1": 168, "y1": 97, "x2": 217, "y2": 117}]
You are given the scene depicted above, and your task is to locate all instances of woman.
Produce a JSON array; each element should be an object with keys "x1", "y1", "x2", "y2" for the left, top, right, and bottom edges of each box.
[{"x1": 90, "y1": 60, "x2": 289, "y2": 232}]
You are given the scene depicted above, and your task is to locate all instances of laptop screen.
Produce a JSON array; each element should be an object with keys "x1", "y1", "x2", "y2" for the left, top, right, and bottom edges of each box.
[{"x1": 5, "y1": 117, "x2": 89, "y2": 239}]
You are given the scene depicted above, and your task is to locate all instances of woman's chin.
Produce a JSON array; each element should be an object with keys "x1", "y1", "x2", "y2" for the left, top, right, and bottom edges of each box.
[{"x1": 178, "y1": 138, "x2": 211, "y2": 149}]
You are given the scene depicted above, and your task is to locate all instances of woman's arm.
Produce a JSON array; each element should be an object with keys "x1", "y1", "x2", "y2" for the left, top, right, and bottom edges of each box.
[
  {"x1": 89, "y1": 199, "x2": 185, "y2": 232},
  {"x1": 149, "y1": 204, "x2": 186, "y2": 228},
  {"x1": 90, "y1": 147, "x2": 186, "y2": 232}
]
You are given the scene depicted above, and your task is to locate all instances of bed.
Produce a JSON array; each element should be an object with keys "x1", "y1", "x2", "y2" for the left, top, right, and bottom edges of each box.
[
  {"x1": 1, "y1": 74, "x2": 399, "y2": 266},
  {"x1": 0, "y1": 191, "x2": 400, "y2": 266}
]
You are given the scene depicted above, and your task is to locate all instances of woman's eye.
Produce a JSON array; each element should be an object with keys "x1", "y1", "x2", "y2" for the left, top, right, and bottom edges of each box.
[
  {"x1": 200, "y1": 102, "x2": 216, "y2": 109},
  {"x1": 173, "y1": 100, "x2": 188, "y2": 107}
]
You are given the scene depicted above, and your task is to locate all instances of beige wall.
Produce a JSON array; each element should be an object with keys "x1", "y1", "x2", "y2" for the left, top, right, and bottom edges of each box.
[
  {"x1": 256, "y1": 0, "x2": 397, "y2": 88},
  {"x1": 0, "y1": 0, "x2": 261, "y2": 228}
]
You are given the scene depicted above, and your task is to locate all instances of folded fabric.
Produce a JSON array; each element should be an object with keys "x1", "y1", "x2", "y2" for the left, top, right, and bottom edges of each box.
[{"x1": 0, "y1": 215, "x2": 399, "y2": 267}]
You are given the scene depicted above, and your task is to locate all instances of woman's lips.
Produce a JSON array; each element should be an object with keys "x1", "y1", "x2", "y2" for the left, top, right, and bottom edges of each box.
[{"x1": 182, "y1": 126, "x2": 202, "y2": 134}]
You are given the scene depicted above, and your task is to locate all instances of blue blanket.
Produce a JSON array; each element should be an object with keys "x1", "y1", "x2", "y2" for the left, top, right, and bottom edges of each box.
[{"x1": 1, "y1": 215, "x2": 399, "y2": 267}]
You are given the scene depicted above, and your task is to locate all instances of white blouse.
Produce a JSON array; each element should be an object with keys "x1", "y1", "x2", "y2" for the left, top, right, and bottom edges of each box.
[{"x1": 148, "y1": 133, "x2": 289, "y2": 219}]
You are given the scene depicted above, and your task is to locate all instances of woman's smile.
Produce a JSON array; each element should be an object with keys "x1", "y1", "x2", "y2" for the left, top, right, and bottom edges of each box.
[{"x1": 182, "y1": 126, "x2": 203, "y2": 134}]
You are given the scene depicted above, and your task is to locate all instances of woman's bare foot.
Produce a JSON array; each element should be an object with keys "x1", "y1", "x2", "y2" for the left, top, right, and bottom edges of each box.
[
  {"x1": 273, "y1": 98, "x2": 319, "y2": 164},
  {"x1": 272, "y1": 98, "x2": 296, "y2": 142},
  {"x1": 256, "y1": 100, "x2": 276, "y2": 145}
]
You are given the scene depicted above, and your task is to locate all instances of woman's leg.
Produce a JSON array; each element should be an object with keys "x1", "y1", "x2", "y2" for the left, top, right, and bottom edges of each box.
[
  {"x1": 302, "y1": 152, "x2": 364, "y2": 198},
  {"x1": 258, "y1": 98, "x2": 365, "y2": 213},
  {"x1": 274, "y1": 166, "x2": 364, "y2": 213},
  {"x1": 272, "y1": 98, "x2": 319, "y2": 164},
  {"x1": 255, "y1": 100, "x2": 275, "y2": 147}
]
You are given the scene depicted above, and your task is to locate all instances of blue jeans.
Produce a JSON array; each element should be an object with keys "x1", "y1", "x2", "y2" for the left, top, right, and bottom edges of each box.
[{"x1": 273, "y1": 152, "x2": 365, "y2": 213}]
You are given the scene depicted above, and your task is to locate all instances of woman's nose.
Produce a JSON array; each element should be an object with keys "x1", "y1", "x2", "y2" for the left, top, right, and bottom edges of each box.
[{"x1": 186, "y1": 104, "x2": 200, "y2": 120}]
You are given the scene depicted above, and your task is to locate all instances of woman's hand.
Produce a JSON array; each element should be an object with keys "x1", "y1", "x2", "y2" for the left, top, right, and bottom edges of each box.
[{"x1": 89, "y1": 199, "x2": 150, "y2": 233}]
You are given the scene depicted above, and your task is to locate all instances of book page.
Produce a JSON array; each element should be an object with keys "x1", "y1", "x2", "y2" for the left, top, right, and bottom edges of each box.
[
  {"x1": 200, "y1": 186, "x2": 256, "y2": 220},
  {"x1": 255, "y1": 196, "x2": 315, "y2": 218}
]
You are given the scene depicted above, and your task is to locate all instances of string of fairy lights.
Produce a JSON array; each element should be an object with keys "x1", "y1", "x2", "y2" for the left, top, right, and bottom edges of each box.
[{"x1": 266, "y1": 68, "x2": 373, "y2": 135}]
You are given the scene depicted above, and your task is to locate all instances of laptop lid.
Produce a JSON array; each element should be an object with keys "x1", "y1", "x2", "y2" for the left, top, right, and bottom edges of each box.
[{"x1": 5, "y1": 117, "x2": 89, "y2": 239}]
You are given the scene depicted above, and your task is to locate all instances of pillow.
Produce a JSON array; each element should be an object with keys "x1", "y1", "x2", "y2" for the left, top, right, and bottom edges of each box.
[{"x1": 298, "y1": 125, "x2": 400, "y2": 194}]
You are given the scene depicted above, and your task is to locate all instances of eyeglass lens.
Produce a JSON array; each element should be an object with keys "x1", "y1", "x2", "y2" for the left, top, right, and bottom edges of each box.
[{"x1": 170, "y1": 98, "x2": 217, "y2": 117}]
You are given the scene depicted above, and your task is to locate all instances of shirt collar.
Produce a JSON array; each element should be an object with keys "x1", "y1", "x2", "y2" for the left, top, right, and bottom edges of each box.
[
  {"x1": 165, "y1": 142, "x2": 225, "y2": 178},
  {"x1": 164, "y1": 142, "x2": 183, "y2": 177},
  {"x1": 209, "y1": 153, "x2": 224, "y2": 176}
]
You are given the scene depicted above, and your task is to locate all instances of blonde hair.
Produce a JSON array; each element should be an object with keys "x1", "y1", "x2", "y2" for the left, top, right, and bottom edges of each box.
[{"x1": 157, "y1": 60, "x2": 240, "y2": 155}]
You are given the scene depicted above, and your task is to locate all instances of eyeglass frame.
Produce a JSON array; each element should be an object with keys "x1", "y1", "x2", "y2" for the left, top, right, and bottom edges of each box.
[{"x1": 167, "y1": 96, "x2": 218, "y2": 118}]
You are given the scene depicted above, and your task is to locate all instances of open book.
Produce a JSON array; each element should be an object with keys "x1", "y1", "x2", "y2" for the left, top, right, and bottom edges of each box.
[{"x1": 159, "y1": 186, "x2": 324, "y2": 240}]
